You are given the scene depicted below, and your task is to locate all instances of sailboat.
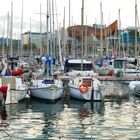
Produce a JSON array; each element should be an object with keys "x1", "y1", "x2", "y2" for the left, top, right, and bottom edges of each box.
[
  {"x1": 129, "y1": 81, "x2": 140, "y2": 96},
  {"x1": 68, "y1": 76, "x2": 105, "y2": 101},
  {"x1": 0, "y1": 1, "x2": 28, "y2": 105},
  {"x1": 67, "y1": 0, "x2": 105, "y2": 101},
  {"x1": 0, "y1": 76, "x2": 28, "y2": 104},
  {"x1": 28, "y1": 0, "x2": 63, "y2": 102}
]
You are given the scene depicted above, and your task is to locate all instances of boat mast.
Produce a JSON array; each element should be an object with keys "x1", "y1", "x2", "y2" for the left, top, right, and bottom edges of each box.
[
  {"x1": 20, "y1": 0, "x2": 23, "y2": 57},
  {"x1": 2, "y1": 19, "x2": 5, "y2": 56},
  {"x1": 10, "y1": 1, "x2": 13, "y2": 57},
  {"x1": 49, "y1": 0, "x2": 54, "y2": 76},
  {"x1": 68, "y1": 0, "x2": 71, "y2": 56},
  {"x1": 135, "y1": 0, "x2": 138, "y2": 59},
  {"x1": 6, "y1": 12, "x2": 9, "y2": 57},
  {"x1": 55, "y1": 0, "x2": 63, "y2": 70},
  {"x1": 29, "y1": 18, "x2": 32, "y2": 57},
  {"x1": 84, "y1": 14, "x2": 87, "y2": 58},
  {"x1": 39, "y1": 3, "x2": 42, "y2": 56},
  {"x1": 49, "y1": 0, "x2": 52, "y2": 57},
  {"x1": 118, "y1": 9, "x2": 121, "y2": 58},
  {"x1": 52, "y1": 0, "x2": 55, "y2": 58},
  {"x1": 100, "y1": 2, "x2": 103, "y2": 58},
  {"x1": 106, "y1": 13, "x2": 110, "y2": 57},
  {"x1": 93, "y1": 18, "x2": 97, "y2": 58},
  {"x1": 46, "y1": 0, "x2": 49, "y2": 56},
  {"x1": 63, "y1": 6, "x2": 66, "y2": 59},
  {"x1": 81, "y1": 0, "x2": 84, "y2": 71}
]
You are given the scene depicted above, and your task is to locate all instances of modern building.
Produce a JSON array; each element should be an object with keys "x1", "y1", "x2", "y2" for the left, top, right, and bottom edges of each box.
[{"x1": 22, "y1": 32, "x2": 49, "y2": 55}]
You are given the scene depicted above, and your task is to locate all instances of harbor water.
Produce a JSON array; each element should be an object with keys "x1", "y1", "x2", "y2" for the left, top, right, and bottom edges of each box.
[{"x1": 0, "y1": 81, "x2": 140, "y2": 140}]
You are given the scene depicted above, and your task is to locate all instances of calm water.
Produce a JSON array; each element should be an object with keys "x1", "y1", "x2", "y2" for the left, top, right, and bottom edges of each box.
[{"x1": 0, "y1": 82, "x2": 140, "y2": 140}]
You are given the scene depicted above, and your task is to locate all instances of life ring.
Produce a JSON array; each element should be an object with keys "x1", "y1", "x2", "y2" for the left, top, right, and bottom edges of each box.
[
  {"x1": 79, "y1": 83, "x2": 88, "y2": 93},
  {"x1": 32, "y1": 75, "x2": 37, "y2": 80}
]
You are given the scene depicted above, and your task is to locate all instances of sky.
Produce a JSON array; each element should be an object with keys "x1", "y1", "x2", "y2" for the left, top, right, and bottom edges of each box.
[{"x1": 0, "y1": 0, "x2": 140, "y2": 38}]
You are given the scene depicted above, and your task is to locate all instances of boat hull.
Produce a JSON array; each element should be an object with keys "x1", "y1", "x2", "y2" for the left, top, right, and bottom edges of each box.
[
  {"x1": 29, "y1": 87, "x2": 63, "y2": 100},
  {"x1": 0, "y1": 89, "x2": 27, "y2": 104},
  {"x1": 68, "y1": 84, "x2": 105, "y2": 101},
  {"x1": 0, "y1": 76, "x2": 28, "y2": 104},
  {"x1": 129, "y1": 81, "x2": 140, "y2": 96}
]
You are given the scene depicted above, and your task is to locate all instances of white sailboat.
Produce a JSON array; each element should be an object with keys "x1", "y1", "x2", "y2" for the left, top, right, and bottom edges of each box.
[
  {"x1": 0, "y1": 76, "x2": 28, "y2": 104},
  {"x1": 64, "y1": 58, "x2": 97, "y2": 76},
  {"x1": 0, "y1": 1, "x2": 28, "y2": 105},
  {"x1": 28, "y1": 0, "x2": 63, "y2": 102},
  {"x1": 29, "y1": 78, "x2": 63, "y2": 101},
  {"x1": 68, "y1": 76, "x2": 105, "y2": 101},
  {"x1": 67, "y1": 0, "x2": 105, "y2": 101}
]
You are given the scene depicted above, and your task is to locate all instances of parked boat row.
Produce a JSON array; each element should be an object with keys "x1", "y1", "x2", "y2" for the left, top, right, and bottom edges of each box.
[{"x1": 0, "y1": 55, "x2": 140, "y2": 105}]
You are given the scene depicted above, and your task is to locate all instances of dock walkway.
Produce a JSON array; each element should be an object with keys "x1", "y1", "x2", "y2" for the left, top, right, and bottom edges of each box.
[{"x1": 60, "y1": 75, "x2": 140, "y2": 82}]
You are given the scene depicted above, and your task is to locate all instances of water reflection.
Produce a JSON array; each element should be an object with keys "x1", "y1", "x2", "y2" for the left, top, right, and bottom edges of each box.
[
  {"x1": 0, "y1": 106, "x2": 8, "y2": 128},
  {"x1": 43, "y1": 100, "x2": 105, "y2": 139},
  {"x1": 43, "y1": 96, "x2": 140, "y2": 140},
  {"x1": 0, "y1": 100, "x2": 64, "y2": 139},
  {"x1": 0, "y1": 82, "x2": 139, "y2": 140}
]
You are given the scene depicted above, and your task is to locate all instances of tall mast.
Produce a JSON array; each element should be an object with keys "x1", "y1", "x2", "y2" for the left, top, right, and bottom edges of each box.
[
  {"x1": 10, "y1": 1, "x2": 13, "y2": 57},
  {"x1": 106, "y1": 13, "x2": 110, "y2": 57},
  {"x1": 63, "y1": 6, "x2": 66, "y2": 59},
  {"x1": 30, "y1": 18, "x2": 32, "y2": 57},
  {"x1": 46, "y1": 0, "x2": 49, "y2": 56},
  {"x1": 39, "y1": 3, "x2": 42, "y2": 56},
  {"x1": 71, "y1": 16, "x2": 75, "y2": 58},
  {"x1": 55, "y1": 0, "x2": 63, "y2": 69},
  {"x1": 118, "y1": 9, "x2": 121, "y2": 57},
  {"x1": 84, "y1": 14, "x2": 87, "y2": 57},
  {"x1": 100, "y1": 2, "x2": 103, "y2": 58},
  {"x1": 135, "y1": 0, "x2": 138, "y2": 58},
  {"x1": 49, "y1": 0, "x2": 52, "y2": 56},
  {"x1": 20, "y1": 0, "x2": 23, "y2": 57},
  {"x1": 81, "y1": 0, "x2": 84, "y2": 71},
  {"x1": 68, "y1": 0, "x2": 71, "y2": 56},
  {"x1": 119, "y1": 9, "x2": 125, "y2": 58},
  {"x1": 52, "y1": 0, "x2": 55, "y2": 58},
  {"x1": 2, "y1": 19, "x2": 5, "y2": 56},
  {"x1": 69, "y1": 0, "x2": 71, "y2": 27},
  {"x1": 6, "y1": 12, "x2": 9, "y2": 56}
]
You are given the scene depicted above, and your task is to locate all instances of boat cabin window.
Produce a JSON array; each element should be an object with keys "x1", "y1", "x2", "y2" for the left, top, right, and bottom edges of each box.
[
  {"x1": 114, "y1": 60, "x2": 125, "y2": 69},
  {"x1": 64, "y1": 61, "x2": 93, "y2": 72},
  {"x1": 83, "y1": 79, "x2": 92, "y2": 86}
]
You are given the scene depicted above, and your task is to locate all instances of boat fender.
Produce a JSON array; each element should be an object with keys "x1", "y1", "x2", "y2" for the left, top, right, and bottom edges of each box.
[
  {"x1": 32, "y1": 75, "x2": 37, "y2": 80},
  {"x1": 79, "y1": 83, "x2": 88, "y2": 93},
  {"x1": 0, "y1": 86, "x2": 8, "y2": 103}
]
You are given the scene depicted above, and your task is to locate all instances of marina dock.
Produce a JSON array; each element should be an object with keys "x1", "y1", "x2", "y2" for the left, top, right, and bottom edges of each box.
[{"x1": 60, "y1": 75, "x2": 140, "y2": 82}]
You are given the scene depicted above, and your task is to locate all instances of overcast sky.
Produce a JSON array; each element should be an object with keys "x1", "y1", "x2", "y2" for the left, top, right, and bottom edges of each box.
[{"x1": 0, "y1": 0, "x2": 139, "y2": 38}]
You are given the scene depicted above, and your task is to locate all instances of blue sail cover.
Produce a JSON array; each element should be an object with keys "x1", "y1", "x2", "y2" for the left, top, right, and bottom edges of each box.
[
  {"x1": 42, "y1": 79, "x2": 54, "y2": 84},
  {"x1": 96, "y1": 59, "x2": 103, "y2": 67},
  {"x1": 0, "y1": 70, "x2": 12, "y2": 76}
]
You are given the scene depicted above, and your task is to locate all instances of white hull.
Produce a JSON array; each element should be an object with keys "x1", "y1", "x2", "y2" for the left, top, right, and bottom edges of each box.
[
  {"x1": 124, "y1": 69, "x2": 140, "y2": 76},
  {"x1": 29, "y1": 79, "x2": 63, "y2": 101},
  {"x1": 0, "y1": 76, "x2": 28, "y2": 104},
  {"x1": 30, "y1": 87, "x2": 63, "y2": 100},
  {"x1": 68, "y1": 77, "x2": 105, "y2": 101},
  {"x1": 0, "y1": 89, "x2": 27, "y2": 104},
  {"x1": 69, "y1": 84, "x2": 104, "y2": 101},
  {"x1": 67, "y1": 70, "x2": 98, "y2": 77},
  {"x1": 129, "y1": 81, "x2": 140, "y2": 96}
]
